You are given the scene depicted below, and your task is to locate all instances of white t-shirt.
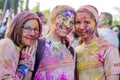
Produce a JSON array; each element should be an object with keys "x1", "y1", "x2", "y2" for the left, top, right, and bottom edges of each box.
[{"x1": 97, "y1": 27, "x2": 119, "y2": 48}]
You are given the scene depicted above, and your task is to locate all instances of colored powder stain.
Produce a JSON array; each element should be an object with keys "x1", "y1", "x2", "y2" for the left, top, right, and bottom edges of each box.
[
  {"x1": 98, "y1": 53, "x2": 102, "y2": 61},
  {"x1": 89, "y1": 29, "x2": 94, "y2": 34},
  {"x1": 4, "y1": 60, "x2": 12, "y2": 68},
  {"x1": 60, "y1": 73, "x2": 67, "y2": 80},
  {"x1": 34, "y1": 31, "x2": 39, "y2": 36},
  {"x1": 48, "y1": 41, "x2": 51, "y2": 46},
  {"x1": 90, "y1": 73, "x2": 100, "y2": 80},
  {"x1": 62, "y1": 21, "x2": 64, "y2": 26}
]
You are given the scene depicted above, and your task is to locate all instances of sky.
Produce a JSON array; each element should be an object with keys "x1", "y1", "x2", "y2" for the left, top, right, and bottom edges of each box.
[{"x1": 29, "y1": 0, "x2": 120, "y2": 19}]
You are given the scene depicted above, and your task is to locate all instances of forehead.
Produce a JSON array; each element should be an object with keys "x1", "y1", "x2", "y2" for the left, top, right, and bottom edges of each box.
[
  {"x1": 76, "y1": 11, "x2": 92, "y2": 20},
  {"x1": 59, "y1": 10, "x2": 75, "y2": 18},
  {"x1": 24, "y1": 19, "x2": 39, "y2": 27}
]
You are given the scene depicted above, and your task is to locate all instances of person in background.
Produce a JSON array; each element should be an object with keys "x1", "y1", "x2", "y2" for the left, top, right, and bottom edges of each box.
[
  {"x1": 112, "y1": 25, "x2": 120, "y2": 52},
  {"x1": 0, "y1": 11, "x2": 42, "y2": 80},
  {"x1": 75, "y1": 5, "x2": 120, "y2": 80},
  {"x1": 97, "y1": 12, "x2": 119, "y2": 48},
  {"x1": 36, "y1": 12, "x2": 49, "y2": 37},
  {"x1": 34, "y1": 5, "x2": 76, "y2": 80}
]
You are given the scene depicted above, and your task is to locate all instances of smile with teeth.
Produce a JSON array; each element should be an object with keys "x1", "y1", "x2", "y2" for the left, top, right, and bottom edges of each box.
[
  {"x1": 78, "y1": 30, "x2": 87, "y2": 34},
  {"x1": 62, "y1": 25, "x2": 72, "y2": 31}
]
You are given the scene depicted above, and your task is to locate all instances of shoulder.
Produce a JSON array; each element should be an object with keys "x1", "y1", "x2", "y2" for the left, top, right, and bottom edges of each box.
[
  {"x1": 98, "y1": 38, "x2": 111, "y2": 47},
  {"x1": 100, "y1": 38, "x2": 119, "y2": 57},
  {"x1": 0, "y1": 38, "x2": 14, "y2": 46}
]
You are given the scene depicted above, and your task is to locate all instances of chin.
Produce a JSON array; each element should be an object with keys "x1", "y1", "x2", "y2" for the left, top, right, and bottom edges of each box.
[
  {"x1": 80, "y1": 35, "x2": 86, "y2": 38},
  {"x1": 25, "y1": 42, "x2": 34, "y2": 46},
  {"x1": 61, "y1": 34, "x2": 67, "y2": 37}
]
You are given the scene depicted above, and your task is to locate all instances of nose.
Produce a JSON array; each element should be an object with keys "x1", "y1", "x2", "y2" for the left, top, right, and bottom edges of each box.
[
  {"x1": 79, "y1": 23, "x2": 85, "y2": 30},
  {"x1": 30, "y1": 30, "x2": 36, "y2": 36}
]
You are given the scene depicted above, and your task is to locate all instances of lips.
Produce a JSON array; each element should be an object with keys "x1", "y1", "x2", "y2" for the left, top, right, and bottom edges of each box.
[
  {"x1": 78, "y1": 29, "x2": 87, "y2": 34},
  {"x1": 25, "y1": 36, "x2": 36, "y2": 40}
]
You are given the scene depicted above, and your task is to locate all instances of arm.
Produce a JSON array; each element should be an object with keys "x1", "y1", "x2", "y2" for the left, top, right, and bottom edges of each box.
[
  {"x1": 19, "y1": 40, "x2": 38, "y2": 80},
  {"x1": 0, "y1": 39, "x2": 20, "y2": 80},
  {"x1": 104, "y1": 45, "x2": 120, "y2": 80},
  {"x1": 23, "y1": 71, "x2": 32, "y2": 80}
]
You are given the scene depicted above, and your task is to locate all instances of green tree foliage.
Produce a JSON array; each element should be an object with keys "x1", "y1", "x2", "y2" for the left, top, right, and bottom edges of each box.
[
  {"x1": 31, "y1": 2, "x2": 40, "y2": 12},
  {"x1": 0, "y1": 0, "x2": 5, "y2": 10},
  {"x1": 112, "y1": 7, "x2": 120, "y2": 26},
  {"x1": 112, "y1": 20, "x2": 120, "y2": 26},
  {"x1": 10, "y1": 0, "x2": 14, "y2": 10},
  {"x1": 19, "y1": 0, "x2": 24, "y2": 11},
  {"x1": 42, "y1": 9, "x2": 50, "y2": 22},
  {"x1": 0, "y1": 0, "x2": 14, "y2": 10}
]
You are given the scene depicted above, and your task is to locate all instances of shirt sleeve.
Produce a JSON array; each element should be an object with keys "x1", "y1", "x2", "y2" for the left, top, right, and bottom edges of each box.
[
  {"x1": 104, "y1": 44, "x2": 120, "y2": 76},
  {"x1": 0, "y1": 38, "x2": 19, "y2": 79}
]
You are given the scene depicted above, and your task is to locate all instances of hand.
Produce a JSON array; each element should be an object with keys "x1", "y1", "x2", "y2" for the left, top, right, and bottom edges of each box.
[
  {"x1": 20, "y1": 40, "x2": 38, "y2": 69},
  {"x1": 61, "y1": 37, "x2": 71, "y2": 49}
]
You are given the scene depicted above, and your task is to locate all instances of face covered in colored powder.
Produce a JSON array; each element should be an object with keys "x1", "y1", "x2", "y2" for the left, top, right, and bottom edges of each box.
[
  {"x1": 75, "y1": 10, "x2": 96, "y2": 39},
  {"x1": 21, "y1": 19, "x2": 40, "y2": 46},
  {"x1": 55, "y1": 10, "x2": 75, "y2": 37}
]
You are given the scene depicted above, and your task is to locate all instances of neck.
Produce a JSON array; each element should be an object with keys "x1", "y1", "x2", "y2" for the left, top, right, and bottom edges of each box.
[
  {"x1": 82, "y1": 34, "x2": 97, "y2": 44},
  {"x1": 46, "y1": 28, "x2": 61, "y2": 43},
  {"x1": 18, "y1": 44, "x2": 24, "y2": 51}
]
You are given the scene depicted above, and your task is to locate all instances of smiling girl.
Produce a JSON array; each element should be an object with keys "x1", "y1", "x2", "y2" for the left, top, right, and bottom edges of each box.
[{"x1": 75, "y1": 5, "x2": 120, "y2": 80}]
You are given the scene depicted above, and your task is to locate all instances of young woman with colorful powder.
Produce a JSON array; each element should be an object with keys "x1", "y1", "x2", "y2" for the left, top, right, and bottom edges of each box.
[
  {"x1": 0, "y1": 11, "x2": 42, "y2": 80},
  {"x1": 34, "y1": 5, "x2": 76, "y2": 80},
  {"x1": 75, "y1": 5, "x2": 120, "y2": 80}
]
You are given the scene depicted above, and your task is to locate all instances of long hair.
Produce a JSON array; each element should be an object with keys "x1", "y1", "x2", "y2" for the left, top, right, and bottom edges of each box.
[{"x1": 5, "y1": 11, "x2": 42, "y2": 46}]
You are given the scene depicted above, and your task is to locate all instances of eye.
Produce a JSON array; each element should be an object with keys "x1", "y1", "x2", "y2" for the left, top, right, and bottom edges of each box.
[
  {"x1": 85, "y1": 21, "x2": 90, "y2": 24},
  {"x1": 75, "y1": 21, "x2": 81, "y2": 25},
  {"x1": 34, "y1": 28, "x2": 39, "y2": 32},
  {"x1": 23, "y1": 26, "x2": 31, "y2": 30},
  {"x1": 70, "y1": 21, "x2": 74, "y2": 26},
  {"x1": 62, "y1": 18, "x2": 66, "y2": 21}
]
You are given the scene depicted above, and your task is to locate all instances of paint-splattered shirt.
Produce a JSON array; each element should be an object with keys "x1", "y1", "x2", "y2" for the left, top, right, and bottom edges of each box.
[
  {"x1": 0, "y1": 38, "x2": 35, "y2": 80},
  {"x1": 34, "y1": 40, "x2": 76, "y2": 80},
  {"x1": 0, "y1": 38, "x2": 20, "y2": 79},
  {"x1": 75, "y1": 38, "x2": 120, "y2": 80}
]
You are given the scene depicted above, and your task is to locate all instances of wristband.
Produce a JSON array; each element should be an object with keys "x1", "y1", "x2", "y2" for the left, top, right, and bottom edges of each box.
[{"x1": 16, "y1": 64, "x2": 28, "y2": 77}]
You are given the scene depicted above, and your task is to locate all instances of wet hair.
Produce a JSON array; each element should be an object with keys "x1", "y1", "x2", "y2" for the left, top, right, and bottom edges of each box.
[
  {"x1": 101, "y1": 12, "x2": 113, "y2": 26},
  {"x1": 5, "y1": 11, "x2": 42, "y2": 46}
]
